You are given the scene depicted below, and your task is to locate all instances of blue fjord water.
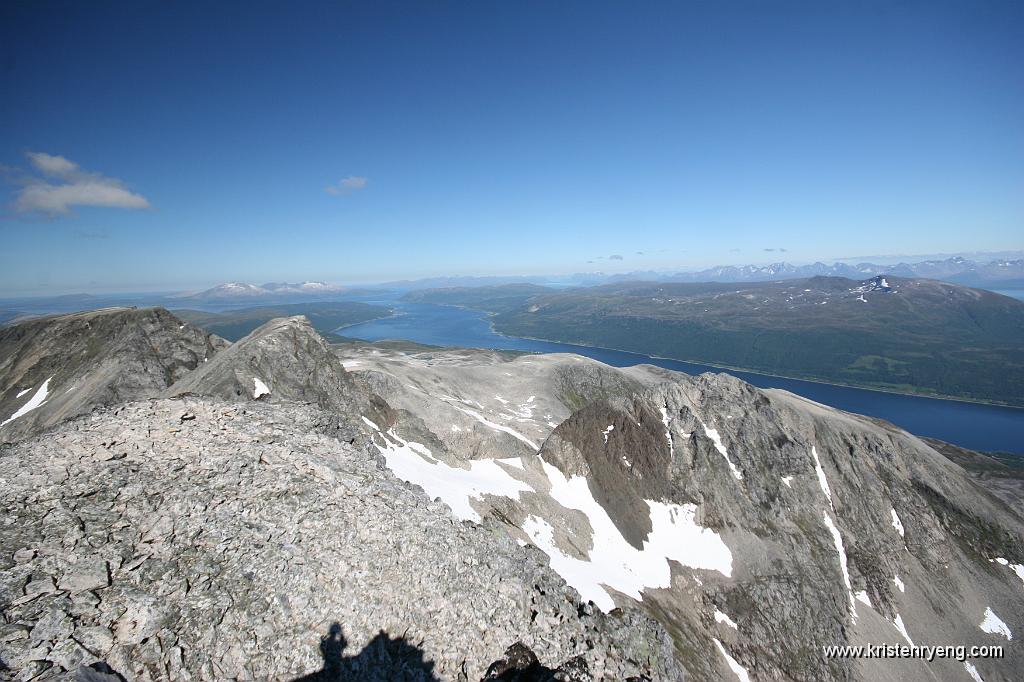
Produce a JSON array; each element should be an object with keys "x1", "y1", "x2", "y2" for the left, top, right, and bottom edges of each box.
[{"x1": 340, "y1": 301, "x2": 1024, "y2": 455}]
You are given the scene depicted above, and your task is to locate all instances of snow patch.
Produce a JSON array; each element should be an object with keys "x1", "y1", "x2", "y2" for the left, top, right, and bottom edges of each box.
[
  {"x1": 16, "y1": 388, "x2": 30, "y2": 398},
  {"x1": 715, "y1": 609, "x2": 738, "y2": 630},
  {"x1": 781, "y1": 476, "x2": 793, "y2": 487},
  {"x1": 253, "y1": 377, "x2": 271, "y2": 399},
  {"x1": 891, "y1": 508, "x2": 905, "y2": 537},
  {"x1": 375, "y1": 430, "x2": 532, "y2": 523},
  {"x1": 894, "y1": 575, "x2": 905, "y2": 592},
  {"x1": 1, "y1": 377, "x2": 52, "y2": 427},
  {"x1": 893, "y1": 614, "x2": 914, "y2": 645},
  {"x1": 659, "y1": 406, "x2": 674, "y2": 457},
  {"x1": 602, "y1": 424, "x2": 615, "y2": 444},
  {"x1": 823, "y1": 512, "x2": 855, "y2": 618},
  {"x1": 713, "y1": 639, "x2": 751, "y2": 682},
  {"x1": 523, "y1": 460, "x2": 733, "y2": 612},
  {"x1": 703, "y1": 424, "x2": 742, "y2": 480},
  {"x1": 453, "y1": 405, "x2": 538, "y2": 449},
  {"x1": 964, "y1": 662, "x2": 985, "y2": 682},
  {"x1": 812, "y1": 446, "x2": 834, "y2": 510},
  {"x1": 980, "y1": 607, "x2": 1012, "y2": 640},
  {"x1": 854, "y1": 590, "x2": 872, "y2": 608},
  {"x1": 992, "y1": 557, "x2": 1024, "y2": 586}
]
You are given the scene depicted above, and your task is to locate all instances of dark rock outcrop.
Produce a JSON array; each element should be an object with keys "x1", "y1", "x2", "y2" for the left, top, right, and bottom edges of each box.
[{"x1": 0, "y1": 307, "x2": 226, "y2": 442}]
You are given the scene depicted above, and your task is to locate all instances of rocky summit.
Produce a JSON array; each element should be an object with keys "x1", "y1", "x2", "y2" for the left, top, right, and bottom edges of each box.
[{"x1": 1, "y1": 308, "x2": 1022, "y2": 681}]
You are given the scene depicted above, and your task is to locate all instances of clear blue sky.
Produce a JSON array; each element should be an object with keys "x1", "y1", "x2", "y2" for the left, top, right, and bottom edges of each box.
[{"x1": 1, "y1": 1, "x2": 1022, "y2": 294}]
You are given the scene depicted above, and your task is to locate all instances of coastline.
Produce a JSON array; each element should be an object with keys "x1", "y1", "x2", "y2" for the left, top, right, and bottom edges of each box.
[
  {"x1": 348, "y1": 300, "x2": 1024, "y2": 410},
  {"x1": 499, "y1": 328, "x2": 1023, "y2": 409},
  {"x1": 479, "y1": 313, "x2": 1023, "y2": 410}
]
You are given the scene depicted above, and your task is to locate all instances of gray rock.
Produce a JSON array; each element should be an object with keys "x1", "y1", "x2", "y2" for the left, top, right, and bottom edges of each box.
[
  {"x1": 0, "y1": 399, "x2": 681, "y2": 681},
  {"x1": 57, "y1": 561, "x2": 108, "y2": 593}
]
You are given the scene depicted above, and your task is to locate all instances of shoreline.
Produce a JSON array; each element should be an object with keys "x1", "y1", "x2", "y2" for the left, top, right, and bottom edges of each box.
[
  {"x1": 343, "y1": 300, "x2": 1023, "y2": 410},
  {"x1": 495, "y1": 327, "x2": 1023, "y2": 410}
]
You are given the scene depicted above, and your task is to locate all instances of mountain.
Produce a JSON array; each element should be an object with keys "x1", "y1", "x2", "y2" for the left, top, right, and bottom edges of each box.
[
  {"x1": 0, "y1": 307, "x2": 226, "y2": 442},
  {"x1": 1, "y1": 310, "x2": 1022, "y2": 681},
  {"x1": 378, "y1": 275, "x2": 554, "y2": 290},
  {"x1": 405, "y1": 276, "x2": 1024, "y2": 406},
  {"x1": 339, "y1": 342, "x2": 1024, "y2": 681},
  {"x1": 380, "y1": 255, "x2": 1024, "y2": 292},
  {"x1": 170, "y1": 281, "x2": 349, "y2": 303},
  {"x1": 567, "y1": 256, "x2": 1024, "y2": 288},
  {"x1": 172, "y1": 301, "x2": 393, "y2": 341},
  {"x1": 166, "y1": 315, "x2": 394, "y2": 441}
]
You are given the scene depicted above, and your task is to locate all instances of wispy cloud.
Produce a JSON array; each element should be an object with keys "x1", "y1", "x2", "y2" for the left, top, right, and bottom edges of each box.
[
  {"x1": 763, "y1": 247, "x2": 788, "y2": 252},
  {"x1": 13, "y1": 152, "x2": 150, "y2": 216},
  {"x1": 325, "y1": 176, "x2": 368, "y2": 196},
  {"x1": 609, "y1": 254, "x2": 624, "y2": 261}
]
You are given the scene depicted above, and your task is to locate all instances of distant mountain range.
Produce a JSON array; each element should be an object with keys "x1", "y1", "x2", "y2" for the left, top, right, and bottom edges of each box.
[
  {"x1": 169, "y1": 281, "x2": 349, "y2": 302},
  {"x1": 378, "y1": 255, "x2": 1024, "y2": 290},
  {"x1": 565, "y1": 256, "x2": 1024, "y2": 288}
]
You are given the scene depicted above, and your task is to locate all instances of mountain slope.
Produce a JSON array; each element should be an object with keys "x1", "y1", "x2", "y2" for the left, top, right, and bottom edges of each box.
[
  {"x1": 0, "y1": 307, "x2": 226, "y2": 442},
  {"x1": 340, "y1": 343, "x2": 1024, "y2": 682}
]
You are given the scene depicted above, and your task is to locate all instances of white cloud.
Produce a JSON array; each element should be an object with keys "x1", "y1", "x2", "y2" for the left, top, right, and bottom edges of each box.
[
  {"x1": 14, "y1": 152, "x2": 150, "y2": 216},
  {"x1": 325, "y1": 175, "x2": 368, "y2": 196},
  {"x1": 27, "y1": 152, "x2": 79, "y2": 177}
]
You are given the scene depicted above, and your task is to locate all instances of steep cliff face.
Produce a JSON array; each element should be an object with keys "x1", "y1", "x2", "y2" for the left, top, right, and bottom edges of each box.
[
  {"x1": 0, "y1": 307, "x2": 226, "y2": 442},
  {"x1": 531, "y1": 375, "x2": 1024, "y2": 681}
]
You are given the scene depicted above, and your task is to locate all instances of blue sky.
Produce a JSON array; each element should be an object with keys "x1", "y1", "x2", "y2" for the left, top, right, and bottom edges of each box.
[{"x1": 1, "y1": 1, "x2": 1022, "y2": 295}]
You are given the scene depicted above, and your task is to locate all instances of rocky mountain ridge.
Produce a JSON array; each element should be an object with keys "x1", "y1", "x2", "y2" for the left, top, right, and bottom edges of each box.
[{"x1": 0, "y1": 307, "x2": 226, "y2": 443}]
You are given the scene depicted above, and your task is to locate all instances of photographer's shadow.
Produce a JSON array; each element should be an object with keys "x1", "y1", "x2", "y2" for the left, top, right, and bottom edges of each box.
[{"x1": 293, "y1": 622, "x2": 439, "y2": 681}]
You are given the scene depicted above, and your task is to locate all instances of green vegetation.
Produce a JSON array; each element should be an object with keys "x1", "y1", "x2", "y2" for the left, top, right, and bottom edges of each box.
[
  {"x1": 403, "y1": 283, "x2": 552, "y2": 313},
  {"x1": 173, "y1": 302, "x2": 391, "y2": 342},
  {"x1": 405, "y1": 277, "x2": 1024, "y2": 406}
]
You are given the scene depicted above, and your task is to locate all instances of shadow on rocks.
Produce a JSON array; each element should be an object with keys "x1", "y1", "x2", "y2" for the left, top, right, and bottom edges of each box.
[
  {"x1": 482, "y1": 642, "x2": 589, "y2": 682},
  {"x1": 293, "y1": 622, "x2": 439, "y2": 681}
]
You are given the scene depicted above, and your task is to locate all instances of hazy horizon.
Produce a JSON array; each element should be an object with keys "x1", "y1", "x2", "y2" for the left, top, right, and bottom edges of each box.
[{"x1": 0, "y1": 248, "x2": 1021, "y2": 299}]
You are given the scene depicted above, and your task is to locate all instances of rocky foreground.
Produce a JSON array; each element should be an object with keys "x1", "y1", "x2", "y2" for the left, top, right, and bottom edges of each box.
[{"x1": 0, "y1": 399, "x2": 680, "y2": 681}]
